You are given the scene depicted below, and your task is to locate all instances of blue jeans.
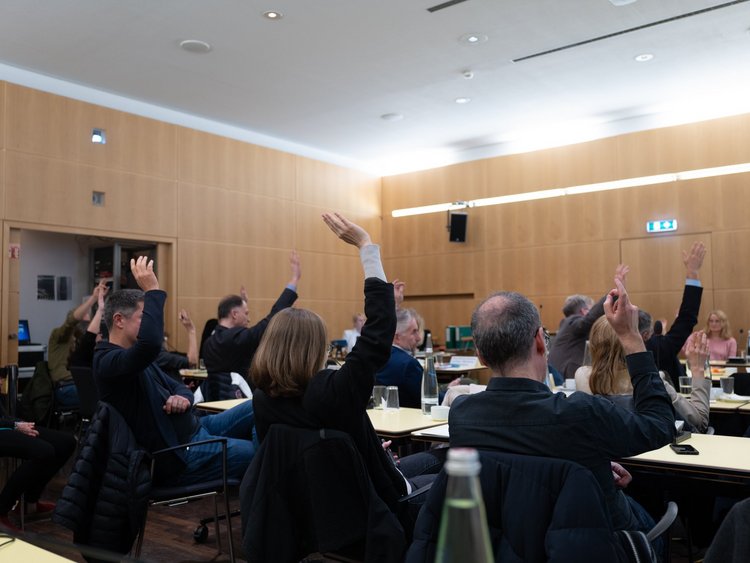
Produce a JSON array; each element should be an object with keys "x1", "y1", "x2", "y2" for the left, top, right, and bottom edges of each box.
[
  {"x1": 54, "y1": 382, "x2": 79, "y2": 409},
  {"x1": 175, "y1": 400, "x2": 255, "y2": 485}
]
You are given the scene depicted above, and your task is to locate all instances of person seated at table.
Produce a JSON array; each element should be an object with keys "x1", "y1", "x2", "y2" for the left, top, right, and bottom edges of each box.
[
  {"x1": 683, "y1": 309, "x2": 737, "y2": 361},
  {"x1": 374, "y1": 308, "x2": 423, "y2": 408},
  {"x1": 200, "y1": 253, "x2": 300, "y2": 401},
  {"x1": 343, "y1": 312, "x2": 365, "y2": 353},
  {"x1": 0, "y1": 402, "x2": 76, "y2": 533},
  {"x1": 576, "y1": 318, "x2": 711, "y2": 432},
  {"x1": 93, "y1": 256, "x2": 256, "y2": 485},
  {"x1": 449, "y1": 278, "x2": 675, "y2": 545},
  {"x1": 251, "y1": 213, "x2": 443, "y2": 512}
]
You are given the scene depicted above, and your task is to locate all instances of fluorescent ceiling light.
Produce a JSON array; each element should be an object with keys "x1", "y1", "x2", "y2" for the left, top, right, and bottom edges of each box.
[
  {"x1": 391, "y1": 202, "x2": 468, "y2": 218},
  {"x1": 391, "y1": 162, "x2": 750, "y2": 217}
]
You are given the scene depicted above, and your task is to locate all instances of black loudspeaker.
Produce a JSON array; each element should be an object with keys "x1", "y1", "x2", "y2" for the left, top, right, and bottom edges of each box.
[{"x1": 449, "y1": 212, "x2": 468, "y2": 242}]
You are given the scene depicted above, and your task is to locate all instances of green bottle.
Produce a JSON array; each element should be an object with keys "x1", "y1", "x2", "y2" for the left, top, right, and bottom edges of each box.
[{"x1": 435, "y1": 448, "x2": 493, "y2": 563}]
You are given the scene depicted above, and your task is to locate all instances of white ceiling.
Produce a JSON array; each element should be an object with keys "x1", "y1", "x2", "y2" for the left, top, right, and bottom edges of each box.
[{"x1": 2, "y1": 0, "x2": 750, "y2": 175}]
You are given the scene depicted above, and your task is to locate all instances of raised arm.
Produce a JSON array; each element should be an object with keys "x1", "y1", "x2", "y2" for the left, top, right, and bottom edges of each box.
[
  {"x1": 178, "y1": 309, "x2": 198, "y2": 368},
  {"x1": 73, "y1": 286, "x2": 100, "y2": 321},
  {"x1": 86, "y1": 280, "x2": 109, "y2": 334}
]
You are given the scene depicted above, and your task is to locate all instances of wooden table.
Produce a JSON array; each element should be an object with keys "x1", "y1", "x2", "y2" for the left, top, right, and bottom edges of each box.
[
  {"x1": 195, "y1": 398, "x2": 250, "y2": 413},
  {"x1": 622, "y1": 434, "x2": 750, "y2": 482},
  {"x1": 0, "y1": 538, "x2": 74, "y2": 561},
  {"x1": 179, "y1": 368, "x2": 208, "y2": 379},
  {"x1": 367, "y1": 407, "x2": 447, "y2": 439}
]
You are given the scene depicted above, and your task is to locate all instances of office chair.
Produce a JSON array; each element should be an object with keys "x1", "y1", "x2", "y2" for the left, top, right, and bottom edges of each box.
[
  {"x1": 134, "y1": 437, "x2": 239, "y2": 562},
  {"x1": 406, "y1": 450, "x2": 678, "y2": 563},
  {"x1": 241, "y1": 424, "x2": 431, "y2": 563}
]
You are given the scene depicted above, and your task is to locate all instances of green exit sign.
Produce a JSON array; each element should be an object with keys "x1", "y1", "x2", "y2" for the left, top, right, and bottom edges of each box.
[{"x1": 646, "y1": 220, "x2": 677, "y2": 233}]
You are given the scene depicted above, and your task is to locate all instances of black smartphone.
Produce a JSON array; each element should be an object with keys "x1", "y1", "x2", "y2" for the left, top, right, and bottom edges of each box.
[{"x1": 670, "y1": 444, "x2": 699, "y2": 455}]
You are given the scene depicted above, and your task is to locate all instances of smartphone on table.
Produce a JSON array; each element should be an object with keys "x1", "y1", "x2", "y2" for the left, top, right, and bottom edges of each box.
[{"x1": 670, "y1": 444, "x2": 699, "y2": 455}]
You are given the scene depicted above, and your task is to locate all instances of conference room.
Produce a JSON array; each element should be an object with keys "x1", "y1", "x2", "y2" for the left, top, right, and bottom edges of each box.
[{"x1": 1, "y1": 1, "x2": 750, "y2": 562}]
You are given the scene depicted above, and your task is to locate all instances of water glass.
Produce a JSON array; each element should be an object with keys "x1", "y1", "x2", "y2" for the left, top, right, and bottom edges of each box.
[
  {"x1": 679, "y1": 376, "x2": 692, "y2": 395},
  {"x1": 720, "y1": 377, "x2": 735, "y2": 396},
  {"x1": 372, "y1": 385, "x2": 386, "y2": 410},
  {"x1": 385, "y1": 386, "x2": 400, "y2": 411}
]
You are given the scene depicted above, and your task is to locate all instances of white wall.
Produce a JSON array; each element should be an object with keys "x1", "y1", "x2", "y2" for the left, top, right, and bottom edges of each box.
[{"x1": 19, "y1": 230, "x2": 91, "y2": 347}]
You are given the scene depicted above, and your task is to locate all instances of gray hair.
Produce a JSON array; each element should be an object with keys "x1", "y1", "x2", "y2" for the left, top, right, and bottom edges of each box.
[
  {"x1": 471, "y1": 291, "x2": 540, "y2": 373},
  {"x1": 395, "y1": 308, "x2": 418, "y2": 335},
  {"x1": 638, "y1": 310, "x2": 653, "y2": 335},
  {"x1": 562, "y1": 294, "x2": 593, "y2": 317},
  {"x1": 103, "y1": 289, "x2": 145, "y2": 331}
]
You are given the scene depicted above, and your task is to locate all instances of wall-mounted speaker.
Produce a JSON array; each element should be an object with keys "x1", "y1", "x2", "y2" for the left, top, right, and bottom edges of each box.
[{"x1": 449, "y1": 212, "x2": 468, "y2": 242}]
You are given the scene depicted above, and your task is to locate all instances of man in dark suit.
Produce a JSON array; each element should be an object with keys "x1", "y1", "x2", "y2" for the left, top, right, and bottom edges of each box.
[
  {"x1": 641, "y1": 241, "x2": 706, "y2": 389},
  {"x1": 375, "y1": 308, "x2": 423, "y2": 408}
]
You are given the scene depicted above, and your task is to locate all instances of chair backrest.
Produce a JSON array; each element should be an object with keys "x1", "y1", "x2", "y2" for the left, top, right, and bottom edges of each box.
[
  {"x1": 406, "y1": 450, "x2": 629, "y2": 563},
  {"x1": 240, "y1": 423, "x2": 405, "y2": 563},
  {"x1": 70, "y1": 366, "x2": 99, "y2": 419},
  {"x1": 731, "y1": 372, "x2": 750, "y2": 396}
]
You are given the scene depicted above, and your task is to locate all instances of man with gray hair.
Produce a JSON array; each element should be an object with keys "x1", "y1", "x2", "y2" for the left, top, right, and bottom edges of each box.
[
  {"x1": 375, "y1": 307, "x2": 423, "y2": 408},
  {"x1": 548, "y1": 264, "x2": 629, "y2": 379},
  {"x1": 449, "y1": 280, "x2": 675, "y2": 536}
]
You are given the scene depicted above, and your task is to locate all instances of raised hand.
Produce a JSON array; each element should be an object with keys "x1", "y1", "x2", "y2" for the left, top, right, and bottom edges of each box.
[
  {"x1": 130, "y1": 256, "x2": 159, "y2": 292},
  {"x1": 614, "y1": 264, "x2": 630, "y2": 287},
  {"x1": 322, "y1": 212, "x2": 372, "y2": 249},
  {"x1": 289, "y1": 250, "x2": 301, "y2": 284},
  {"x1": 178, "y1": 309, "x2": 195, "y2": 332},
  {"x1": 393, "y1": 279, "x2": 406, "y2": 306},
  {"x1": 240, "y1": 285, "x2": 248, "y2": 303},
  {"x1": 603, "y1": 277, "x2": 644, "y2": 354},
  {"x1": 683, "y1": 242, "x2": 706, "y2": 279},
  {"x1": 685, "y1": 330, "x2": 709, "y2": 379}
]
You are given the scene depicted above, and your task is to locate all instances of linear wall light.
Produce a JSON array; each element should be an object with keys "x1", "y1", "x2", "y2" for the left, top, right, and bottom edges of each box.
[{"x1": 391, "y1": 162, "x2": 750, "y2": 218}]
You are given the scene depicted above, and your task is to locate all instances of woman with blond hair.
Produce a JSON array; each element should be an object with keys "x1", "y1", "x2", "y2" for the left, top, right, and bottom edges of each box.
[
  {"x1": 251, "y1": 213, "x2": 442, "y2": 510},
  {"x1": 576, "y1": 316, "x2": 711, "y2": 432},
  {"x1": 683, "y1": 309, "x2": 737, "y2": 361}
]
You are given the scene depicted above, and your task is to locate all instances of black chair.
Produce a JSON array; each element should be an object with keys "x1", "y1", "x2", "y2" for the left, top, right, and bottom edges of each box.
[
  {"x1": 69, "y1": 366, "x2": 99, "y2": 443},
  {"x1": 134, "y1": 438, "x2": 239, "y2": 562},
  {"x1": 731, "y1": 372, "x2": 750, "y2": 396},
  {"x1": 241, "y1": 424, "x2": 431, "y2": 563},
  {"x1": 406, "y1": 450, "x2": 677, "y2": 563},
  {"x1": 1, "y1": 364, "x2": 25, "y2": 531}
]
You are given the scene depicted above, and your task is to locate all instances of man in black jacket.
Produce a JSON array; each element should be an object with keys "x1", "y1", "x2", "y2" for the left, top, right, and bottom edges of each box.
[
  {"x1": 641, "y1": 241, "x2": 706, "y2": 389},
  {"x1": 93, "y1": 256, "x2": 255, "y2": 485},
  {"x1": 449, "y1": 278, "x2": 675, "y2": 535}
]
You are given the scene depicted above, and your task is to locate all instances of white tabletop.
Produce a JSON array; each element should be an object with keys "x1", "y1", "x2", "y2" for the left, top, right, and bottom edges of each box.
[
  {"x1": 367, "y1": 407, "x2": 447, "y2": 438},
  {"x1": 195, "y1": 398, "x2": 250, "y2": 412}
]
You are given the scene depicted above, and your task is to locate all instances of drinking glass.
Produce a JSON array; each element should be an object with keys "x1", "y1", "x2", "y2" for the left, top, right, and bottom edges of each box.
[
  {"x1": 720, "y1": 377, "x2": 735, "y2": 396},
  {"x1": 372, "y1": 385, "x2": 386, "y2": 410},
  {"x1": 385, "y1": 386, "x2": 400, "y2": 411}
]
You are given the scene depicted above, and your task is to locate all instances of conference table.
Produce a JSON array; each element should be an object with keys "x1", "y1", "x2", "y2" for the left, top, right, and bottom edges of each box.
[
  {"x1": 195, "y1": 398, "x2": 248, "y2": 413},
  {"x1": 0, "y1": 538, "x2": 74, "y2": 561},
  {"x1": 367, "y1": 407, "x2": 447, "y2": 439}
]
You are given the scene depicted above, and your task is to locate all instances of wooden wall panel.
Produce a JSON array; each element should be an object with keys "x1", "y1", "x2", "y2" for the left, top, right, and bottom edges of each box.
[
  {"x1": 77, "y1": 105, "x2": 177, "y2": 178},
  {"x1": 484, "y1": 240, "x2": 621, "y2": 297},
  {"x1": 295, "y1": 157, "x2": 381, "y2": 214},
  {"x1": 0, "y1": 82, "x2": 5, "y2": 149},
  {"x1": 620, "y1": 233, "x2": 713, "y2": 292},
  {"x1": 301, "y1": 252, "x2": 364, "y2": 302},
  {"x1": 628, "y1": 290, "x2": 713, "y2": 333},
  {"x1": 713, "y1": 290, "x2": 750, "y2": 349},
  {"x1": 384, "y1": 252, "x2": 476, "y2": 296},
  {"x1": 177, "y1": 128, "x2": 296, "y2": 199},
  {"x1": 295, "y1": 202, "x2": 381, "y2": 254},
  {"x1": 711, "y1": 230, "x2": 750, "y2": 290},
  {"x1": 5, "y1": 83, "x2": 80, "y2": 160},
  {"x1": 4, "y1": 152, "x2": 177, "y2": 237},
  {"x1": 401, "y1": 297, "x2": 478, "y2": 346},
  {"x1": 177, "y1": 182, "x2": 295, "y2": 248}
]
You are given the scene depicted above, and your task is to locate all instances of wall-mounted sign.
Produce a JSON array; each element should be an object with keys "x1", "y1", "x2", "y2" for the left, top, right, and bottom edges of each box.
[{"x1": 646, "y1": 219, "x2": 677, "y2": 233}]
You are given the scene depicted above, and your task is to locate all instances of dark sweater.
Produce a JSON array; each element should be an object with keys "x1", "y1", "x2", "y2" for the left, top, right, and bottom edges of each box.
[
  {"x1": 93, "y1": 290, "x2": 198, "y2": 481},
  {"x1": 253, "y1": 278, "x2": 405, "y2": 509},
  {"x1": 202, "y1": 287, "x2": 298, "y2": 377}
]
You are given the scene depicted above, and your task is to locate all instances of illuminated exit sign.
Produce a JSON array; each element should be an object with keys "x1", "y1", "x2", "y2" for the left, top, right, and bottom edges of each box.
[{"x1": 646, "y1": 219, "x2": 677, "y2": 233}]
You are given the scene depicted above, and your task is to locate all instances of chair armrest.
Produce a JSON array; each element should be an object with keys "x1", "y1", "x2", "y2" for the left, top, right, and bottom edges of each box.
[
  {"x1": 399, "y1": 482, "x2": 433, "y2": 504},
  {"x1": 647, "y1": 501, "x2": 678, "y2": 541}
]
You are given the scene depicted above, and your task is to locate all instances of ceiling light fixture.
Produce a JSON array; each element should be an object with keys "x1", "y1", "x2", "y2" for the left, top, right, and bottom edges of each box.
[
  {"x1": 263, "y1": 11, "x2": 283, "y2": 20},
  {"x1": 634, "y1": 53, "x2": 654, "y2": 62},
  {"x1": 459, "y1": 33, "x2": 488, "y2": 45},
  {"x1": 380, "y1": 113, "x2": 404, "y2": 122},
  {"x1": 179, "y1": 39, "x2": 212, "y2": 53},
  {"x1": 391, "y1": 162, "x2": 750, "y2": 217},
  {"x1": 455, "y1": 97, "x2": 471, "y2": 104}
]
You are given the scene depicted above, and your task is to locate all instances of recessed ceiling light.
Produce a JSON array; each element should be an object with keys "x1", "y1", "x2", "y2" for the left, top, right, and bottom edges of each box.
[
  {"x1": 179, "y1": 39, "x2": 212, "y2": 53},
  {"x1": 263, "y1": 11, "x2": 283, "y2": 20},
  {"x1": 380, "y1": 113, "x2": 404, "y2": 122},
  {"x1": 634, "y1": 53, "x2": 654, "y2": 62},
  {"x1": 459, "y1": 33, "x2": 488, "y2": 45},
  {"x1": 455, "y1": 97, "x2": 471, "y2": 104}
]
